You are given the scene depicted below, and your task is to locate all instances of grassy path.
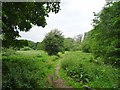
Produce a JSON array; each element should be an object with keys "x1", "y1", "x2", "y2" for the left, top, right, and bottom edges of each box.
[
  {"x1": 48, "y1": 58, "x2": 74, "y2": 89},
  {"x1": 53, "y1": 62, "x2": 73, "y2": 88}
]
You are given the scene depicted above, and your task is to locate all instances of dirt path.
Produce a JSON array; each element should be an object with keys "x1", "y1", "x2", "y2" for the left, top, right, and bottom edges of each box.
[
  {"x1": 53, "y1": 63, "x2": 74, "y2": 89},
  {"x1": 48, "y1": 61, "x2": 74, "y2": 89}
]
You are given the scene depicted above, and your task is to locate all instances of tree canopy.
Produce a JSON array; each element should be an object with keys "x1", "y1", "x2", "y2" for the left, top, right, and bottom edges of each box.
[
  {"x1": 2, "y1": 2, "x2": 60, "y2": 45},
  {"x1": 43, "y1": 29, "x2": 64, "y2": 55},
  {"x1": 81, "y1": 1, "x2": 120, "y2": 66}
]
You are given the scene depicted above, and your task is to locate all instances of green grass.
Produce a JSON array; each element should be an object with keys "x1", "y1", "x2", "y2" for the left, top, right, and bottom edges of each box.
[
  {"x1": 60, "y1": 51, "x2": 119, "y2": 88},
  {"x1": 59, "y1": 67, "x2": 83, "y2": 88},
  {"x1": 2, "y1": 50, "x2": 58, "y2": 88},
  {"x1": 2, "y1": 50, "x2": 119, "y2": 89}
]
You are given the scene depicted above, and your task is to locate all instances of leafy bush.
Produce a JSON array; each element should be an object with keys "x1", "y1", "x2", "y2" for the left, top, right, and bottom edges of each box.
[
  {"x1": 2, "y1": 50, "x2": 50, "y2": 89},
  {"x1": 61, "y1": 51, "x2": 93, "y2": 83},
  {"x1": 81, "y1": 2, "x2": 120, "y2": 66},
  {"x1": 2, "y1": 47, "x2": 16, "y2": 56},
  {"x1": 61, "y1": 51, "x2": 119, "y2": 88},
  {"x1": 81, "y1": 44, "x2": 91, "y2": 53},
  {"x1": 20, "y1": 46, "x2": 33, "y2": 51}
]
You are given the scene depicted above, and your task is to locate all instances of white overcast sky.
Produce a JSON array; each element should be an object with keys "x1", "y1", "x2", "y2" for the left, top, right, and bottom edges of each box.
[{"x1": 19, "y1": 0, "x2": 106, "y2": 42}]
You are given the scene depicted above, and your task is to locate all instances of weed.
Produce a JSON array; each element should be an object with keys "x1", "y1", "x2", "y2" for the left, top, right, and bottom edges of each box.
[{"x1": 60, "y1": 51, "x2": 119, "y2": 88}]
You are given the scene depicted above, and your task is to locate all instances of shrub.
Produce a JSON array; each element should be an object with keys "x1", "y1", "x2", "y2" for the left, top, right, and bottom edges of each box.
[
  {"x1": 2, "y1": 47, "x2": 16, "y2": 56},
  {"x1": 61, "y1": 51, "x2": 119, "y2": 88},
  {"x1": 2, "y1": 51, "x2": 50, "y2": 89},
  {"x1": 20, "y1": 46, "x2": 32, "y2": 51}
]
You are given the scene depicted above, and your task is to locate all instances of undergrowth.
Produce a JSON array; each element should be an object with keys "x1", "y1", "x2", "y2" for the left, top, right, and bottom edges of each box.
[
  {"x1": 60, "y1": 51, "x2": 119, "y2": 88},
  {"x1": 2, "y1": 50, "x2": 58, "y2": 89}
]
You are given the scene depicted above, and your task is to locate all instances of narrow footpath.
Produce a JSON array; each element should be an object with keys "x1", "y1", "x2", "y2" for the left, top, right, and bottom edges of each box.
[{"x1": 48, "y1": 60, "x2": 74, "y2": 89}]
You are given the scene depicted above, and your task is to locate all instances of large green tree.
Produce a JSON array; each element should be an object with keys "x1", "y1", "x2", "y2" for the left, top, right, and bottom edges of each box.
[
  {"x1": 93, "y1": 1, "x2": 120, "y2": 65},
  {"x1": 2, "y1": 2, "x2": 60, "y2": 47},
  {"x1": 81, "y1": 1, "x2": 120, "y2": 66},
  {"x1": 43, "y1": 29, "x2": 64, "y2": 55}
]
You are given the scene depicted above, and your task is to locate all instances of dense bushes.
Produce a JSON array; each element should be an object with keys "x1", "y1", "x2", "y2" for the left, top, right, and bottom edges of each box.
[
  {"x1": 61, "y1": 51, "x2": 119, "y2": 88},
  {"x1": 81, "y1": 43, "x2": 91, "y2": 53},
  {"x1": 64, "y1": 37, "x2": 82, "y2": 51},
  {"x1": 81, "y1": 1, "x2": 120, "y2": 66},
  {"x1": 20, "y1": 46, "x2": 33, "y2": 51},
  {"x1": 94, "y1": 2, "x2": 120, "y2": 66},
  {"x1": 2, "y1": 50, "x2": 50, "y2": 89},
  {"x1": 81, "y1": 31, "x2": 93, "y2": 53},
  {"x1": 61, "y1": 51, "x2": 93, "y2": 83},
  {"x1": 63, "y1": 38, "x2": 74, "y2": 51}
]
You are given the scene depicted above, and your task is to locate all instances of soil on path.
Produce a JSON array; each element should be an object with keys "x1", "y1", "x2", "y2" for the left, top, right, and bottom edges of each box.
[{"x1": 48, "y1": 61, "x2": 74, "y2": 89}]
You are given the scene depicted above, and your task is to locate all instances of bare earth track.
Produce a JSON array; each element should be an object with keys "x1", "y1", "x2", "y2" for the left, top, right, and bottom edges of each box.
[{"x1": 48, "y1": 61, "x2": 74, "y2": 89}]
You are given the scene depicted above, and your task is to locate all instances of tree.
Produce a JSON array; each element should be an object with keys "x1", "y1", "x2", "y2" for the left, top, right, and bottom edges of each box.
[
  {"x1": 2, "y1": 39, "x2": 28, "y2": 49},
  {"x1": 74, "y1": 34, "x2": 82, "y2": 43},
  {"x1": 63, "y1": 35, "x2": 83, "y2": 51},
  {"x1": 82, "y1": 1, "x2": 120, "y2": 66},
  {"x1": 27, "y1": 40, "x2": 37, "y2": 50},
  {"x1": 2, "y1": 2, "x2": 60, "y2": 47},
  {"x1": 63, "y1": 37, "x2": 74, "y2": 51},
  {"x1": 43, "y1": 29, "x2": 64, "y2": 55},
  {"x1": 81, "y1": 31, "x2": 94, "y2": 53},
  {"x1": 94, "y1": 1, "x2": 120, "y2": 65},
  {"x1": 36, "y1": 42, "x2": 45, "y2": 50}
]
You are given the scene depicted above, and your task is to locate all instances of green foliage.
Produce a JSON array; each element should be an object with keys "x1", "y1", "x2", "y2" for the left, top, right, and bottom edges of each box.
[
  {"x1": 61, "y1": 51, "x2": 93, "y2": 83},
  {"x1": 64, "y1": 37, "x2": 82, "y2": 51},
  {"x1": 81, "y1": 31, "x2": 96, "y2": 53},
  {"x1": 72, "y1": 43, "x2": 81, "y2": 51},
  {"x1": 27, "y1": 40, "x2": 37, "y2": 50},
  {"x1": 36, "y1": 42, "x2": 45, "y2": 50},
  {"x1": 81, "y1": 43, "x2": 91, "y2": 53},
  {"x1": 43, "y1": 29, "x2": 64, "y2": 55},
  {"x1": 2, "y1": 39, "x2": 28, "y2": 48},
  {"x1": 2, "y1": 47, "x2": 16, "y2": 56},
  {"x1": 2, "y1": 2, "x2": 60, "y2": 47},
  {"x1": 2, "y1": 50, "x2": 51, "y2": 89},
  {"x1": 20, "y1": 46, "x2": 33, "y2": 51},
  {"x1": 63, "y1": 38, "x2": 74, "y2": 51},
  {"x1": 92, "y1": 1, "x2": 120, "y2": 66},
  {"x1": 60, "y1": 51, "x2": 119, "y2": 88},
  {"x1": 60, "y1": 69, "x2": 83, "y2": 88},
  {"x1": 81, "y1": 1, "x2": 120, "y2": 66}
]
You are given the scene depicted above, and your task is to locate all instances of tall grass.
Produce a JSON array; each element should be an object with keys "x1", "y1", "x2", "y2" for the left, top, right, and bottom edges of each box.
[
  {"x1": 2, "y1": 50, "x2": 56, "y2": 89},
  {"x1": 2, "y1": 49, "x2": 119, "y2": 89},
  {"x1": 60, "y1": 51, "x2": 119, "y2": 88}
]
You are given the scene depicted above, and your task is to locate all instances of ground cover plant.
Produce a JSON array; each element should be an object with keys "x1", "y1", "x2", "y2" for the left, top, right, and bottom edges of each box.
[
  {"x1": 2, "y1": 49, "x2": 119, "y2": 89},
  {"x1": 60, "y1": 51, "x2": 119, "y2": 88},
  {"x1": 2, "y1": 50, "x2": 58, "y2": 89}
]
